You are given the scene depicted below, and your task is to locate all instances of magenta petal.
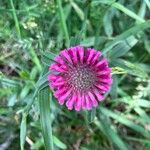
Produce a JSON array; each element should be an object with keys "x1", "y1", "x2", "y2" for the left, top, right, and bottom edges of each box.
[
  {"x1": 55, "y1": 56, "x2": 65, "y2": 65},
  {"x1": 87, "y1": 49, "x2": 95, "y2": 64},
  {"x1": 74, "y1": 92, "x2": 82, "y2": 111},
  {"x1": 81, "y1": 94, "x2": 86, "y2": 109},
  {"x1": 55, "y1": 76, "x2": 64, "y2": 81},
  {"x1": 61, "y1": 50, "x2": 73, "y2": 65},
  {"x1": 85, "y1": 95, "x2": 92, "y2": 110},
  {"x1": 71, "y1": 47, "x2": 78, "y2": 64},
  {"x1": 91, "y1": 51, "x2": 101, "y2": 64},
  {"x1": 66, "y1": 94, "x2": 76, "y2": 110},
  {"x1": 53, "y1": 80, "x2": 65, "y2": 87},
  {"x1": 95, "y1": 84, "x2": 109, "y2": 92},
  {"x1": 51, "y1": 80, "x2": 64, "y2": 88},
  {"x1": 99, "y1": 78, "x2": 113, "y2": 84},
  {"x1": 97, "y1": 68, "x2": 112, "y2": 75},
  {"x1": 58, "y1": 89, "x2": 72, "y2": 105},
  {"x1": 48, "y1": 74, "x2": 57, "y2": 81},
  {"x1": 77, "y1": 46, "x2": 84, "y2": 63},
  {"x1": 50, "y1": 64, "x2": 65, "y2": 72},
  {"x1": 95, "y1": 58, "x2": 108, "y2": 68},
  {"x1": 93, "y1": 89, "x2": 104, "y2": 101},
  {"x1": 54, "y1": 88, "x2": 67, "y2": 98},
  {"x1": 60, "y1": 64, "x2": 68, "y2": 71},
  {"x1": 88, "y1": 91, "x2": 98, "y2": 107}
]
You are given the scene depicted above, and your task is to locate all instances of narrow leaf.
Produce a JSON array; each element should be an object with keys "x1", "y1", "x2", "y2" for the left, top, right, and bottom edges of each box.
[
  {"x1": 20, "y1": 113, "x2": 27, "y2": 150},
  {"x1": 95, "y1": 114, "x2": 129, "y2": 150},
  {"x1": 39, "y1": 87, "x2": 54, "y2": 150},
  {"x1": 99, "y1": 106, "x2": 150, "y2": 137},
  {"x1": 103, "y1": 20, "x2": 150, "y2": 54}
]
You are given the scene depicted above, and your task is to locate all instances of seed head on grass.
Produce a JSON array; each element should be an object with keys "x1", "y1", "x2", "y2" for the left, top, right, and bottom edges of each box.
[{"x1": 48, "y1": 46, "x2": 112, "y2": 111}]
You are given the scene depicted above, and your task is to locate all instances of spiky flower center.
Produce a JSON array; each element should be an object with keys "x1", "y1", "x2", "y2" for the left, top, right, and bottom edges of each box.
[{"x1": 66, "y1": 64, "x2": 96, "y2": 91}]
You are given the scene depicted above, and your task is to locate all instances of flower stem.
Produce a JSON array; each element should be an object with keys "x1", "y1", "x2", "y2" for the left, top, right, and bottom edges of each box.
[
  {"x1": 57, "y1": 0, "x2": 70, "y2": 47},
  {"x1": 10, "y1": 0, "x2": 21, "y2": 39}
]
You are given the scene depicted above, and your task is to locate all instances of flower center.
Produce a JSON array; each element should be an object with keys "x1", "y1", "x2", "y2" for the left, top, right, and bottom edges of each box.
[{"x1": 67, "y1": 64, "x2": 96, "y2": 91}]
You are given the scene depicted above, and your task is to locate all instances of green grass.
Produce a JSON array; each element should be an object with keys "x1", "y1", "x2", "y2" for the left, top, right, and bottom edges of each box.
[{"x1": 0, "y1": 0, "x2": 150, "y2": 150}]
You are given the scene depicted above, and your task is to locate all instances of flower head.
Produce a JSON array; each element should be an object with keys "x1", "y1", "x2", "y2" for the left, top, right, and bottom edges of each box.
[{"x1": 48, "y1": 46, "x2": 112, "y2": 111}]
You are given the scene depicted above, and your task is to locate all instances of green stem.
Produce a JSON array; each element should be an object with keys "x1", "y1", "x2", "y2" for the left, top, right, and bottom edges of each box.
[
  {"x1": 57, "y1": 0, "x2": 70, "y2": 47},
  {"x1": 10, "y1": 0, "x2": 21, "y2": 39}
]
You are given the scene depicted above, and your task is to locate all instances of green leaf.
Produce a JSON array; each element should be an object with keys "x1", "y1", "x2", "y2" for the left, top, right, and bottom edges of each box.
[
  {"x1": 112, "y1": 2, "x2": 145, "y2": 23},
  {"x1": 36, "y1": 72, "x2": 49, "y2": 90},
  {"x1": 144, "y1": 36, "x2": 150, "y2": 54},
  {"x1": 92, "y1": 0, "x2": 116, "y2": 5},
  {"x1": 0, "y1": 76, "x2": 21, "y2": 87},
  {"x1": 109, "y1": 36, "x2": 138, "y2": 59},
  {"x1": 23, "y1": 66, "x2": 49, "y2": 113},
  {"x1": 99, "y1": 106, "x2": 150, "y2": 137},
  {"x1": 20, "y1": 113, "x2": 27, "y2": 150},
  {"x1": 53, "y1": 136, "x2": 67, "y2": 149},
  {"x1": 31, "y1": 138, "x2": 43, "y2": 150},
  {"x1": 95, "y1": 113, "x2": 129, "y2": 150},
  {"x1": 28, "y1": 46, "x2": 42, "y2": 72},
  {"x1": 19, "y1": 70, "x2": 30, "y2": 79},
  {"x1": 57, "y1": 0, "x2": 70, "y2": 47},
  {"x1": 20, "y1": 84, "x2": 31, "y2": 99},
  {"x1": 31, "y1": 136, "x2": 67, "y2": 150},
  {"x1": 110, "y1": 75, "x2": 118, "y2": 99},
  {"x1": 84, "y1": 108, "x2": 96, "y2": 123},
  {"x1": 41, "y1": 51, "x2": 57, "y2": 66},
  {"x1": 111, "y1": 59, "x2": 148, "y2": 78},
  {"x1": 80, "y1": 36, "x2": 107, "y2": 47},
  {"x1": 41, "y1": 51, "x2": 57, "y2": 61},
  {"x1": 93, "y1": 1, "x2": 145, "y2": 22},
  {"x1": 70, "y1": 23, "x2": 87, "y2": 46},
  {"x1": 71, "y1": 1, "x2": 84, "y2": 20},
  {"x1": 103, "y1": 8, "x2": 114, "y2": 37},
  {"x1": 23, "y1": 89, "x2": 38, "y2": 113},
  {"x1": 138, "y1": 0, "x2": 146, "y2": 19},
  {"x1": 144, "y1": 0, "x2": 150, "y2": 10},
  {"x1": 134, "y1": 107, "x2": 150, "y2": 123},
  {"x1": 137, "y1": 99, "x2": 150, "y2": 108},
  {"x1": 9, "y1": 0, "x2": 21, "y2": 39},
  {"x1": 112, "y1": 67, "x2": 127, "y2": 74},
  {"x1": 39, "y1": 87, "x2": 54, "y2": 150},
  {"x1": 125, "y1": 136, "x2": 150, "y2": 144},
  {"x1": 103, "y1": 20, "x2": 150, "y2": 54}
]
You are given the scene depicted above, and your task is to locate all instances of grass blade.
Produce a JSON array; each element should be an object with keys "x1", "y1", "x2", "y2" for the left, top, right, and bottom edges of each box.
[
  {"x1": 70, "y1": 1, "x2": 84, "y2": 20},
  {"x1": 95, "y1": 114, "x2": 129, "y2": 150},
  {"x1": 109, "y1": 36, "x2": 138, "y2": 59},
  {"x1": 28, "y1": 46, "x2": 42, "y2": 72},
  {"x1": 144, "y1": 0, "x2": 150, "y2": 10},
  {"x1": 92, "y1": 1, "x2": 145, "y2": 22},
  {"x1": 53, "y1": 136, "x2": 67, "y2": 149},
  {"x1": 9, "y1": 0, "x2": 21, "y2": 39},
  {"x1": 103, "y1": 20, "x2": 150, "y2": 54},
  {"x1": 99, "y1": 106, "x2": 150, "y2": 137},
  {"x1": 57, "y1": 0, "x2": 70, "y2": 47},
  {"x1": 39, "y1": 87, "x2": 54, "y2": 150},
  {"x1": 112, "y1": 2, "x2": 145, "y2": 23},
  {"x1": 20, "y1": 113, "x2": 27, "y2": 150},
  {"x1": 134, "y1": 107, "x2": 150, "y2": 123}
]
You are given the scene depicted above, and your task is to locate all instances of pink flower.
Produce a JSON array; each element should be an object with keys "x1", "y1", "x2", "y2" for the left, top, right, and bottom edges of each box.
[{"x1": 48, "y1": 46, "x2": 112, "y2": 111}]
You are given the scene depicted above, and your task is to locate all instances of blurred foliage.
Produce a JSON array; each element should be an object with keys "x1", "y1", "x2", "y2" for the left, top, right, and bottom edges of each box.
[{"x1": 0, "y1": 0, "x2": 150, "y2": 150}]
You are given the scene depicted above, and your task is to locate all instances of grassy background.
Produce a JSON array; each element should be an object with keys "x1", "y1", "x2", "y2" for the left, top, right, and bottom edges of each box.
[{"x1": 0, "y1": 0, "x2": 150, "y2": 150}]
